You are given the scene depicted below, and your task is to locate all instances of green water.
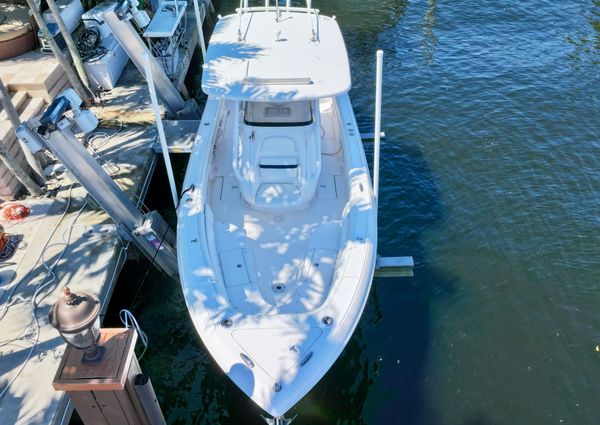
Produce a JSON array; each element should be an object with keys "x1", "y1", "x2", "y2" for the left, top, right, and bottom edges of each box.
[{"x1": 103, "y1": 0, "x2": 600, "y2": 423}]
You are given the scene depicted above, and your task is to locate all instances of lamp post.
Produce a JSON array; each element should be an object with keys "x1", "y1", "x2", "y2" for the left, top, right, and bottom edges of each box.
[
  {"x1": 49, "y1": 289, "x2": 167, "y2": 425},
  {"x1": 48, "y1": 287, "x2": 104, "y2": 363}
]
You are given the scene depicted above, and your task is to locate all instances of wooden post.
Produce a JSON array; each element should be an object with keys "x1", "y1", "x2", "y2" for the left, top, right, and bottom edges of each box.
[
  {"x1": 25, "y1": 0, "x2": 93, "y2": 106},
  {"x1": 53, "y1": 329, "x2": 167, "y2": 425},
  {"x1": 46, "y1": 0, "x2": 94, "y2": 99},
  {"x1": 0, "y1": 78, "x2": 46, "y2": 185}
]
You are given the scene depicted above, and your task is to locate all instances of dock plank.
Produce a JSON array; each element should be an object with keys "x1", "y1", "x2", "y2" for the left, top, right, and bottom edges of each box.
[{"x1": 156, "y1": 120, "x2": 200, "y2": 153}]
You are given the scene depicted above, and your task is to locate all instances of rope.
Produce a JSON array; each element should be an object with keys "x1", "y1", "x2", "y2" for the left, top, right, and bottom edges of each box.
[{"x1": 85, "y1": 119, "x2": 123, "y2": 150}]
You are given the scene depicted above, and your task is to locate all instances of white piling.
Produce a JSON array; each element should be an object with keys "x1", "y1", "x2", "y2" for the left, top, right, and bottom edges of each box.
[
  {"x1": 193, "y1": 0, "x2": 207, "y2": 60},
  {"x1": 373, "y1": 50, "x2": 383, "y2": 200},
  {"x1": 143, "y1": 52, "x2": 179, "y2": 209}
]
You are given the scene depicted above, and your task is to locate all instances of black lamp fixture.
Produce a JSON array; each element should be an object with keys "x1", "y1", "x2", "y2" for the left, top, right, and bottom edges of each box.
[{"x1": 48, "y1": 287, "x2": 104, "y2": 363}]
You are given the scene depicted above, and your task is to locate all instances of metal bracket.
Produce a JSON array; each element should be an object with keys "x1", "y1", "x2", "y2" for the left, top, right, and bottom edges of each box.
[
  {"x1": 375, "y1": 255, "x2": 414, "y2": 277},
  {"x1": 360, "y1": 131, "x2": 386, "y2": 141},
  {"x1": 262, "y1": 415, "x2": 297, "y2": 425}
]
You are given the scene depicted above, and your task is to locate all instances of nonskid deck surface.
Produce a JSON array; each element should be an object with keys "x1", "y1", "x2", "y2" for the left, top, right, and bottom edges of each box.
[{"x1": 208, "y1": 99, "x2": 346, "y2": 315}]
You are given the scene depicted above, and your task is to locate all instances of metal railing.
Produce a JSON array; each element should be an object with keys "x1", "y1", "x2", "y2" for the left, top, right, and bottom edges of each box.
[{"x1": 235, "y1": 0, "x2": 320, "y2": 41}]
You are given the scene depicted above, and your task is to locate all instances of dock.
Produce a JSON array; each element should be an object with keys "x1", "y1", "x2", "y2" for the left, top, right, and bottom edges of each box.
[
  {"x1": 0, "y1": 124, "x2": 158, "y2": 424},
  {"x1": 93, "y1": 0, "x2": 210, "y2": 124},
  {"x1": 0, "y1": 0, "x2": 213, "y2": 423}
]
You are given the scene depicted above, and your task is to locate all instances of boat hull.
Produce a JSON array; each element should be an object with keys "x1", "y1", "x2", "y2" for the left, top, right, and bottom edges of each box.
[{"x1": 177, "y1": 93, "x2": 377, "y2": 416}]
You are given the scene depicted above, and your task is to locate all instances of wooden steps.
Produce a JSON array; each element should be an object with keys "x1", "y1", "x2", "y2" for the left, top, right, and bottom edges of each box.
[
  {"x1": 0, "y1": 94, "x2": 50, "y2": 198},
  {"x1": 0, "y1": 92, "x2": 27, "y2": 121},
  {"x1": 19, "y1": 97, "x2": 46, "y2": 122},
  {"x1": 0, "y1": 50, "x2": 72, "y2": 199}
]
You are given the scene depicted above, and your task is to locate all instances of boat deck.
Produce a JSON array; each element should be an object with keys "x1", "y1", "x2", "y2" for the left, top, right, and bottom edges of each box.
[{"x1": 207, "y1": 99, "x2": 348, "y2": 315}]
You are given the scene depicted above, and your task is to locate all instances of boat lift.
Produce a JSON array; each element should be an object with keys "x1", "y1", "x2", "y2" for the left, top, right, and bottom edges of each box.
[
  {"x1": 370, "y1": 50, "x2": 414, "y2": 278},
  {"x1": 16, "y1": 89, "x2": 179, "y2": 278},
  {"x1": 101, "y1": 0, "x2": 200, "y2": 119}
]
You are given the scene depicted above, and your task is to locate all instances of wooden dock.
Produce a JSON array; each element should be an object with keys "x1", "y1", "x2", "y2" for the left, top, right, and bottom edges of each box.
[
  {"x1": 0, "y1": 1, "x2": 213, "y2": 423},
  {"x1": 0, "y1": 124, "x2": 158, "y2": 425}
]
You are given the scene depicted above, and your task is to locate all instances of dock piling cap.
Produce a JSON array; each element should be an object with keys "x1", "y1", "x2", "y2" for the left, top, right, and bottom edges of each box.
[{"x1": 48, "y1": 287, "x2": 101, "y2": 334}]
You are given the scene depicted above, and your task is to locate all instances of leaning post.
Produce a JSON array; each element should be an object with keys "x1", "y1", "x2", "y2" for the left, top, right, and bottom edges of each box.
[{"x1": 142, "y1": 52, "x2": 178, "y2": 209}]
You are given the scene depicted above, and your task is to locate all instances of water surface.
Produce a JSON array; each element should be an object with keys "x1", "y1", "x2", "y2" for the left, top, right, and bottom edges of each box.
[{"x1": 106, "y1": 1, "x2": 600, "y2": 424}]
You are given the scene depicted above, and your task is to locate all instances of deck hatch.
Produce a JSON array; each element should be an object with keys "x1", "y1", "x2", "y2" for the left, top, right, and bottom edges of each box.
[{"x1": 219, "y1": 249, "x2": 252, "y2": 287}]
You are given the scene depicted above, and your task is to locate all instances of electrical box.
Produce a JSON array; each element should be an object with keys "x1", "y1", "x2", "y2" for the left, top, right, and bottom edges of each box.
[{"x1": 16, "y1": 124, "x2": 46, "y2": 154}]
